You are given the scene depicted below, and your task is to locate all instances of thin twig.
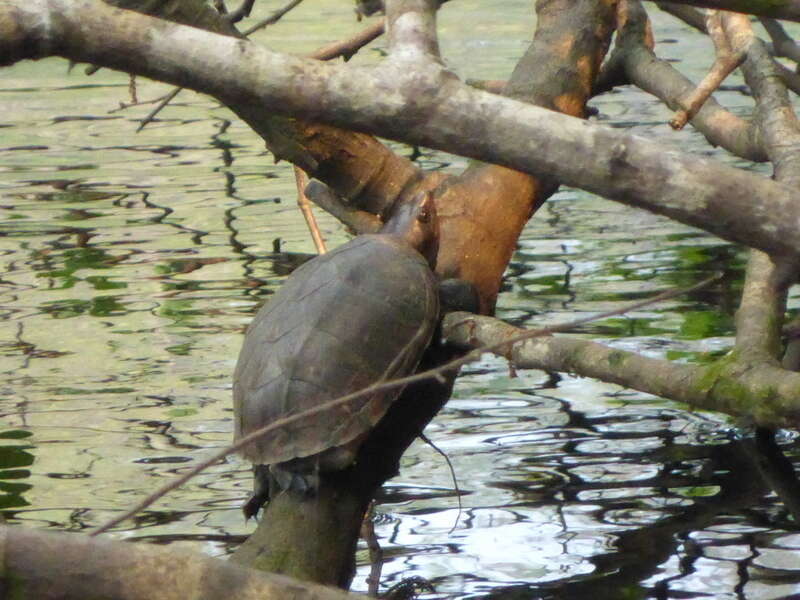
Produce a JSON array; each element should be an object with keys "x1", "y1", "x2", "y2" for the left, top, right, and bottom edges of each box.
[
  {"x1": 310, "y1": 19, "x2": 385, "y2": 61},
  {"x1": 294, "y1": 166, "x2": 327, "y2": 253},
  {"x1": 243, "y1": 0, "x2": 304, "y2": 36},
  {"x1": 89, "y1": 274, "x2": 719, "y2": 536},
  {"x1": 136, "y1": 87, "x2": 182, "y2": 132},
  {"x1": 361, "y1": 502, "x2": 383, "y2": 597},
  {"x1": 419, "y1": 432, "x2": 462, "y2": 534},
  {"x1": 128, "y1": 74, "x2": 138, "y2": 104}
]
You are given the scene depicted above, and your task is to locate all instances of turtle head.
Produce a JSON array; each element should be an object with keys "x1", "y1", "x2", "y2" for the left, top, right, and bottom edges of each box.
[{"x1": 380, "y1": 192, "x2": 439, "y2": 266}]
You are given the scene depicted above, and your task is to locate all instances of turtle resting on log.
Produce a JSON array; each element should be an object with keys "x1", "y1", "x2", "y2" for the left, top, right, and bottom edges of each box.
[{"x1": 233, "y1": 193, "x2": 475, "y2": 520}]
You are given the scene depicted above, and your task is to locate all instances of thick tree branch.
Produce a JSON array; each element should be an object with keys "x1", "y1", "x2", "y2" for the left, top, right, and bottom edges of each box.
[
  {"x1": 649, "y1": 0, "x2": 800, "y2": 23},
  {"x1": 735, "y1": 32, "x2": 800, "y2": 366},
  {"x1": 743, "y1": 46, "x2": 800, "y2": 185},
  {"x1": 0, "y1": 525, "x2": 351, "y2": 600},
  {"x1": 3, "y1": 1, "x2": 800, "y2": 259},
  {"x1": 429, "y1": 0, "x2": 616, "y2": 312},
  {"x1": 735, "y1": 252, "x2": 793, "y2": 364},
  {"x1": 304, "y1": 180, "x2": 383, "y2": 234},
  {"x1": 442, "y1": 313, "x2": 800, "y2": 427}
]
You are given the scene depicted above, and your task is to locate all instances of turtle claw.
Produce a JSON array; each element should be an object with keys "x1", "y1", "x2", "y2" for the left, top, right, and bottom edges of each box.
[{"x1": 242, "y1": 493, "x2": 267, "y2": 521}]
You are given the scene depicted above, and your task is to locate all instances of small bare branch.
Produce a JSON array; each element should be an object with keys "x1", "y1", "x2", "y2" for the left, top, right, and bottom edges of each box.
[
  {"x1": 128, "y1": 72, "x2": 138, "y2": 103},
  {"x1": 670, "y1": 11, "x2": 748, "y2": 130},
  {"x1": 135, "y1": 86, "x2": 182, "y2": 131},
  {"x1": 760, "y1": 18, "x2": 800, "y2": 65},
  {"x1": 294, "y1": 166, "x2": 328, "y2": 254},
  {"x1": 312, "y1": 20, "x2": 385, "y2": 61},
  {"x1": 774, "y1": 59, "x2": 800, "y2": 95},
  {"x1": 612, "y1": 1, "x2": 766, "y2": 161},
  {"x1": 656, "y1": 2, "x2": 706, "y2": 32},
  {"x1": 419, "y1": 432, "x2": 463, "y2": 533},
  {"x1": 660, "y1": 4, "x2": 800, "y2": 96},
  {"x1": 361, "y1": 503, "x2": 383, "y2": 597},
  {"x1": 242, "y1": 0, "x2": 304, "y2": 36}
]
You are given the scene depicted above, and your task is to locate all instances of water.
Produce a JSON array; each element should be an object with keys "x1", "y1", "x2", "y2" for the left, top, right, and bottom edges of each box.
[{"x1": 2, "y1": 2, "x2": 800, "y2": 598}]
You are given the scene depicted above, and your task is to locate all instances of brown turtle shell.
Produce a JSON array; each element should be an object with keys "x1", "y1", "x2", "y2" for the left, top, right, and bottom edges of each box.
[{"x1": 233, "y1": 233, "x2": 438, "y2": 470}]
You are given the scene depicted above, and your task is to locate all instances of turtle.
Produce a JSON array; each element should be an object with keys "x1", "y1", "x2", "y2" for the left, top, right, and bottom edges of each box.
[{"x1": 233, "y1": 192, "x2": 462, "y2": 519}]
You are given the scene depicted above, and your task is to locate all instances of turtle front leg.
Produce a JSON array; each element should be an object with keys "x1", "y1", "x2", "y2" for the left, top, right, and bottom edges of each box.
[
  {"x1": 438, "y1": 278, "x2": 480, "y2": 316},
  {"x1": 243, "y1": 464, "x2": 271, "y2": 520}
]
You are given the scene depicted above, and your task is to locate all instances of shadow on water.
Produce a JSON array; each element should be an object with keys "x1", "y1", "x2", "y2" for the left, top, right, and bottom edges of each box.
[
  {"x1": 487, "y1": 434, "x2": 780, "y2": 599},
  {"x1": 375, "y1": 381, "x2": 800, "y2": 598}
]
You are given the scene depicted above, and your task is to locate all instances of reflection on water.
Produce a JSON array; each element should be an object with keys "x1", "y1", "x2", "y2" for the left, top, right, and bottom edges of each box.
[{"x1": 2, "y1": 3, "x2": 800, "y2": 599}]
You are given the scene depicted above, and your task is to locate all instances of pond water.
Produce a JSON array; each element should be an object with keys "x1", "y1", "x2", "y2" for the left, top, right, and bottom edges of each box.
[{"x1": 2, "y1": 2, "x2": 800, "y2": 599}]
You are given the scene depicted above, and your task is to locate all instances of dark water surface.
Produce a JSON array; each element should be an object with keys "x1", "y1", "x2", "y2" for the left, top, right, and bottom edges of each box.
[{"x1": 2, "y1": 3, "x2": 800, "y2": 598}]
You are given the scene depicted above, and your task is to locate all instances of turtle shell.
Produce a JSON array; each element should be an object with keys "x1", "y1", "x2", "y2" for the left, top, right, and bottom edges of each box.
[{"x1": 233, "y1": 234, "x2": 439, "y2": 469}]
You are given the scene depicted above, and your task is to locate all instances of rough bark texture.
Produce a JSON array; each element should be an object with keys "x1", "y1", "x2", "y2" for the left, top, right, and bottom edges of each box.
[{"x1": 232, "y1": 475, "x2": 369, "y2": 587}]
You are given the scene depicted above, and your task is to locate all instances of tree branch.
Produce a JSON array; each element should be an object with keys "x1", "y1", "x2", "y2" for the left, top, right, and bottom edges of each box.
[
  {"x1": 0, "y1": 525, "x2": 351, "y2": 600},
  {"x1": 669, "y1": 11, "x2": 748, "y2": 130},
  {"x1": 4, "y1": 0, "x2": 798, "y2": 258},
  {"x1": 385, "y1": 0, "x2": 440, "y2": 61},
  {"x1": 648, "y1": 0, "x2": 800, "y2": 23},
  {"x1": 760, "y1": 17, "x2": 800, "y2": 65},
  {"x1": 441, "y1": 312, "x2": 800, "y2": 427},
  {"x1": 617, "y1": 1, "x2": 766, "y2": 161},
  {"x1": 735, "y1": 30, "x2": 800, "y2": 365}
]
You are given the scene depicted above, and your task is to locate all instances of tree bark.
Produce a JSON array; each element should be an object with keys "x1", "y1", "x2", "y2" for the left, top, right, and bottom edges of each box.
[
  {"x1": 441, "y1": 311, "x2": 800, "y2": 427},
  {"x1": 0, "y1": 525, "x2": 353, "y2": 600},
  {"x1": 651, "y1": 0, "x2": 800, "y2": 22}
]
